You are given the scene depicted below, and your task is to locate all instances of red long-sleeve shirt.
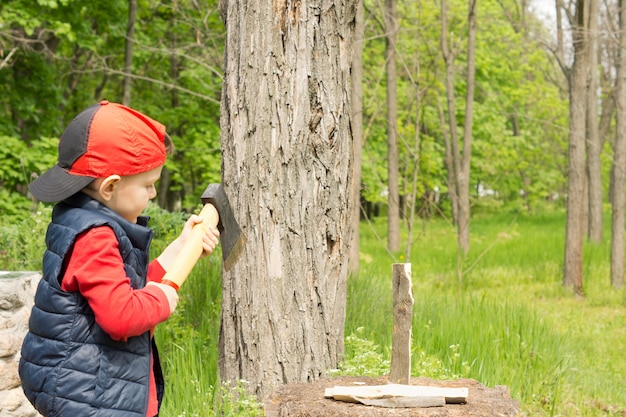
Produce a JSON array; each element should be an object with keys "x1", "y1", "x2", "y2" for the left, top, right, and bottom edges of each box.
[{"x1": 61, "y1": 226, "x2": 169, "y2": 417}]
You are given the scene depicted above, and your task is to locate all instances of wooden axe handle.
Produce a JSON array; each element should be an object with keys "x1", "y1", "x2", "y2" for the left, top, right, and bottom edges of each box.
[{"x1": 161, "y1": 203, "x2": 219, "y2": 291}]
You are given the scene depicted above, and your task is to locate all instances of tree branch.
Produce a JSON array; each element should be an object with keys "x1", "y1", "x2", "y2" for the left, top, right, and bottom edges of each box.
[{"x1": 0, "y1": 47, "x2": 18, "y2": 70}]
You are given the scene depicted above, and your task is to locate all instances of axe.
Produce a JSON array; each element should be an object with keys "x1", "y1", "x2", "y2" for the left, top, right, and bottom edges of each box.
[{"x1": 161, "y1": 183, "x2": 245, "y2": 291}]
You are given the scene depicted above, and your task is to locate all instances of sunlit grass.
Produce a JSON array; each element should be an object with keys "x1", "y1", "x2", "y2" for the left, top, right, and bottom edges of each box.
[{"x1": 346, "y1": 209, "x2": 626, "y2": 416}]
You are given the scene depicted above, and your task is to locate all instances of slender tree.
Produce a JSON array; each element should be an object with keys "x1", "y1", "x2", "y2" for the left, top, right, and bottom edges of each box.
[
  {"x1": 610, "y1": 0, "x2": 626, "y2": 288},
  {"x1": 385, "y1": 0, "x2": 400, "y2": 252},
  {"x1": 437, "y1": 98, "x2": 457, "y2": 223},
  {"x1": 157, "y1": 3, "x2": 183, "y2": 212},
  {"x1": 557, "y1": 0, "x2": 590, "y2": 294},
  {"x1": 459, "y1": 0, "x2": 477, "y2": 254},
  {"x1": 404, "y1": 3, "x2": 424, "y2": 261},
  {"x1": 586, "y1": 0, "x2": 603, "y2": 243},
  {"x1": 218, "y1": 0, "x2": 356, "y2": 397},
  {"x1": 122, "y1": 0, "x2": 137, "y2": 106},
  {"x1": 440, "y1": 0, "x2": 477, "y2": 255},
  {"x1": 440, "y1": 0, "x2": 460, "y2": 226}
]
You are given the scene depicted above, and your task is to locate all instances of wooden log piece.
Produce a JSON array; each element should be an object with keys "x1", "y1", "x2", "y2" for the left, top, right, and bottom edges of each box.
[
  {"x1": 389, "y1": 263, "x2": 414, "y2": 385},
  {"x1": 324, "y1": 384, "x2": 468, "y2": 408}
]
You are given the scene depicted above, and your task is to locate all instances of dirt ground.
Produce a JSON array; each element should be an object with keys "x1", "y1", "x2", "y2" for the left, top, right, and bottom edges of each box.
[{"x1": 264, "y1": 375, "x2": 520, "y2": 417}]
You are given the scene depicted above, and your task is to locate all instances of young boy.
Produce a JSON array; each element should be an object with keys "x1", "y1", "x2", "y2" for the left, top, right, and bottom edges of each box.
[{"x1": 19, "y1": 100, "x2": 220, "y2": 417}]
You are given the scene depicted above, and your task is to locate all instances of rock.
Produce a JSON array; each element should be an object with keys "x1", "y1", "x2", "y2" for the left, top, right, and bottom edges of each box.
[
  {"x1": 0, "y1": 272, "x2": 42, "y2": 417},
  {"x1": 0, "y1": 388, "x2": 40, "y2": 417},
  {"x1": 0, "y1": 358, "x2": 20, "y2": 390}
]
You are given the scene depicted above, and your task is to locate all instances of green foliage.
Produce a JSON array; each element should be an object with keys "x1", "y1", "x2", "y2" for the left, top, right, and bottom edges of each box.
[
  {"x1": 143, "y1": 203, "x2": 190, "y2": 255},
  {"x1": 413, "y1": 344, "x2": 470, "y2": 380},
  {"x1": 0, "y1": 135, "x2": 60, "y2": 217},
  {"x1": 0, "y1": 205, "x2": 50, "y2": 270},
  {"x1": 216, "y1": 380, "x2": 264, "y2": 417},
  {"x1": 359, "y1": 0, "x2": 568, "y2": 217},
  {"x1": 329, "y1": 327, "x2": 390, "y2": 377},
  {"x1": 1, "y1": 0, "x2": 225, "y2": 212},
  {"x1": 1, "y1": 0, "x2": 573, "y2": 217}
]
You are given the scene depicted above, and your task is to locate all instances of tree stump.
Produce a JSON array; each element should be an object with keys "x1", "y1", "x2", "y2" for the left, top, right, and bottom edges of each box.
[{"x1": 264, "y1": 376, "x2": 520, "y2": 417}]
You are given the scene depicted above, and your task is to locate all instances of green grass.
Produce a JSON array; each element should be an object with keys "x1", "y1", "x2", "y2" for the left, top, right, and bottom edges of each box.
[
  {"x1": 154, "y1": 254, "x2": 264, "y2": 416},
  {"x1": 5, "y1": 206, "x2": 625, "y2": 416},
  {"x1": 348, "y1": 209, "x2": 626, "y2": 416},
  {"x1": 147, "y1": 206, "x2": 263, "y2": 416},
  {"x1": 155, "y1": 208, "x2": 625, "y2": 416}
]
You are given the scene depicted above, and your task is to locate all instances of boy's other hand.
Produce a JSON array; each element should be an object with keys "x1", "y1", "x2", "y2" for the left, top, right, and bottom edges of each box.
[{"x1": 146, "y1": 282, "x2": 179, "y2": 314}]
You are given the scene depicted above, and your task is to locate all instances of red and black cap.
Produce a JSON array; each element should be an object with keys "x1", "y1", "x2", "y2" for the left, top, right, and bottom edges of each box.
[{"x1": 30, "y1": 100, "x2": 167, "y2": 202}]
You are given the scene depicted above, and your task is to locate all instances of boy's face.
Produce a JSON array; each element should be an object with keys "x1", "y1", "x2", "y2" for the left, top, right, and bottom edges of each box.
[{"x1": 107, "y1": 166, "x2": 163, "y2": 223}]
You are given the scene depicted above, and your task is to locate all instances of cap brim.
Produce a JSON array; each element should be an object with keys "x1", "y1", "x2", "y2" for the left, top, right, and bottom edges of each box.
[{"x1": 29, "y1": 165, "x2": 95, "y2": 203}]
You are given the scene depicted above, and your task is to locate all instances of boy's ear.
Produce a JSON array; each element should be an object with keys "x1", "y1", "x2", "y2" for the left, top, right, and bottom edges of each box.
[{"x1": 98, "y1": 175, "x2": 122, "y2": 201}]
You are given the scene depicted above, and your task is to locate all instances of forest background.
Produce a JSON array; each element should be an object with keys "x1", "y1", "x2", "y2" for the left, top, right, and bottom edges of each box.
[{"x1": 1, "y1": 0, "x2": 625, "y2": 416}]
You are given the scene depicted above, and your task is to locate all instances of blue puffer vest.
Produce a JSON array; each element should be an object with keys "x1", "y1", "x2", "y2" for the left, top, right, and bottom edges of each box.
[{"x1": 19, "y1": 193, "x2": 164, "y2": 417}]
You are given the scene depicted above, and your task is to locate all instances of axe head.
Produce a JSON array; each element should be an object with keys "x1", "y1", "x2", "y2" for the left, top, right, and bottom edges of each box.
[{"x1": 201, "y1": 184, "x2": 246, "y2": 271}]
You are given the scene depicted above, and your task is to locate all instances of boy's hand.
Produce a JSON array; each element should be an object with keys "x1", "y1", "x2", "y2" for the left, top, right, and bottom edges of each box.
[
  {"x1": 179, "y1": 214, "x2": 220, "y2": 258},
  {"x1": 146, "y1": 282, "x2": 179, "y2": 314},
  {"x1": 156, "y1": 213, "x2": 221, "y2": 276}
]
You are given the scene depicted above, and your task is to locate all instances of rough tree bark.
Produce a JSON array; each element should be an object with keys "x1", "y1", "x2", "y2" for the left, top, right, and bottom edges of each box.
[
  {"x1": 349, "y1": 0, "x2": 364, "y2": 273},
  {"x1": 218, "y1": 0, "x2": 357, "y2": 398},
  {"x1": 610, "y1": 0, "x2": 626, "y2": 289}
]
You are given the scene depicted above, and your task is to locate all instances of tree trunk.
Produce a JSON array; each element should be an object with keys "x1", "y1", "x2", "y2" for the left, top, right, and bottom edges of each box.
[
  {"x1": 563, "y1": 0, "x2": 589, "y2": 295},
  {"x1": 385, "y1": 0, "x2": 400, "y2": 253},
  {"x1": 586, "y1": 0, "x2": 602, "y2": 243},
  {"x1": 349, "y1": 0, "x2": 364, "y2": 273},
  {"x1": 405, "y1": 81, "x2": 421, "y2": 261},
  {"x1": 405, "y1": 3, "x2": 424, "y2": 261},
  {"x1": 610, "y1": 0, "x2": 626, "y2": 289},
  {"x1": 122, "y1": 0, "x2": 137, "y2": 106},
  {"x1": 436, "y1": 100, "x2": 456, "y2": 225},
  {"x1": 218, "y1": 0, "x2": 356, "y2": 398},
  {"x1": 158, "y1": 11, "x2": 182, "y2": 212},
  {"x1": 458, "y1": 0, "x2": 477, "y2": 254},
  {"x1": 440, "y1": 0, "x2": 459, "y2": 226}
]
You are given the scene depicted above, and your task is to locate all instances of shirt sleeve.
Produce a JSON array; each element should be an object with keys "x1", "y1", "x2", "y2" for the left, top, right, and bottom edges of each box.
[
  {"x1": 148, "y1": 258, "x2": 166, "y2": 282},
  {"x1": 62, "y1": 226, "x2": 171, "y2": 341}
]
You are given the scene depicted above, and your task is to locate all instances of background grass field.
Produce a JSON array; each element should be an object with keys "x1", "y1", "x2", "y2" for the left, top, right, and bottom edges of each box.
[
  {"x1": 150, "y1": 207, "x2": 625, "y2": 416},
  {"x1": 349, "y1": 209, "x2": 625, "y2": 416},
  {"x1": 4, "y1": 205, "x2": 624, "y2": 416}
]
